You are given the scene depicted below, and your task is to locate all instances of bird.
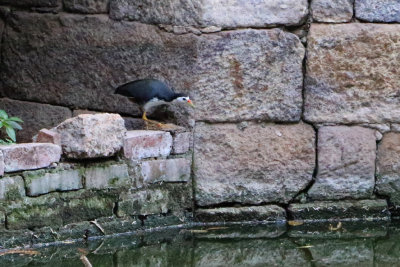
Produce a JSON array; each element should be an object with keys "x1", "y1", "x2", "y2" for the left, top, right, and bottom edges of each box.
[{"x1": 114, "y1": 79, "x2": 194, "y2": 127}]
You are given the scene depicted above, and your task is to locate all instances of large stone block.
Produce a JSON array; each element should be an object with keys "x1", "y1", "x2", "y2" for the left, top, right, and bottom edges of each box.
[
  {"x1": 2, "y1": 12, "x2": 304, "y2": 123},
  {"x1": 123, "y1": 131, "x2": 172, "y2": 160},
  {"x1": 193, "y1": 29, "x2": 304, "y2": 122},
  {"x1": 355, "y1": 0, "x2": 400, "y2": 22},
  {"x1": 140, "y1": 158, "x2": 191, "y2": 184},
  {"x1": 305, "y1": 24, "x2": 400, "y2": 124},
  {"x1": 0, "y1": 98, "x2": 72, "y2": 143},
  {"x1": 0, "y1": 176, "x2": 25, "y2": 201},
  {"x1": 53, "y1": 113, "x2": 126, "y2": 159},
  {"x1": 23, "y1": 168, "x2": 83, "y2": 196},
  {"x1": 311, "y1": 0, "x2": 354, "y2": 22},
  {"x1": 288, "y1": 200, "x2": 390, "y2": 221},
  {"x1": 110, "y1": 0, "x2": 308, "y2": 27},
  {"x1": 0, "y1": 143, "x2": 61, "y2": 172},
  {"x1": 195, "y1": 205, "x2": 286, "y2": 223},
  {"x1": 376, "y1": 132, "x2": 400, "y2": 207},
  {"x1": 194, "y1": 122, "x2": 315, "y2": 206},
  {"x1": 84, "y1": 163, "x2": 130, "y2": 189},
  {"x1": 63, "y1": 0, "x2": 109, "y2": 13},
  {"x1": 308, "y1": 126, "x2": 376, "y2": 200}
]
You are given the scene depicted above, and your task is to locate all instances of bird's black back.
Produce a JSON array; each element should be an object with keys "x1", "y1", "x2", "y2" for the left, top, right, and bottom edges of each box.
[{"x1": 115, "y1": 79, "x2": 179, "y2": 104}]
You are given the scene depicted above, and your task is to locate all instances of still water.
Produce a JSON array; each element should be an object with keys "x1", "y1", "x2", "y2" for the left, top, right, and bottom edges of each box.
[{"x1": 1, "y1": 220, "x2": 399, "y2": 266}]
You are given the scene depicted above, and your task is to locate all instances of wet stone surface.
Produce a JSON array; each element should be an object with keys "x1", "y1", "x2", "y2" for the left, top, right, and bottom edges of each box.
[{"x1": 2, "y1": 221, "x2": 400, "y2": 266}]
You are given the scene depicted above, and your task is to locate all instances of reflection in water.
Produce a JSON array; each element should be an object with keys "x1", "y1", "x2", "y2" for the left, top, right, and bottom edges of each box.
[{"x1": 1, "y1": 221, "x2": 400, "y2": 266}]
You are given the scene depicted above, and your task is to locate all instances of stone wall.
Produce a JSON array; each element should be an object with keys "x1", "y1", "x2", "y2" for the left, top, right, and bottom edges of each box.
[{"x1": 1, "y1": 0, "x2": 400, "y2": 248}]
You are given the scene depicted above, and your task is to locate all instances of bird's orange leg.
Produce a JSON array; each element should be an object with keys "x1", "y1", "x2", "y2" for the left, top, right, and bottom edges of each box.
[
  {"x1": 142, "y1": 112, "x2": 164, "y2": 129},
  {"x1": 142, "y1": 112, "x2": 149, "y2": 129}
]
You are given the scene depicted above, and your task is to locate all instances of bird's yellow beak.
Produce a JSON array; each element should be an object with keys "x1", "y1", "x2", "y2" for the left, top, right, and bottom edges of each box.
[{"x1": 187, "y1": 99, "x2": 195, "y2": 108}]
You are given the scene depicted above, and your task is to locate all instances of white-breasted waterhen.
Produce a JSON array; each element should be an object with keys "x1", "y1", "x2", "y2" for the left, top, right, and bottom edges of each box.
[{"x1": 115, "y1": 79, "x2": 194, "y2": 126}]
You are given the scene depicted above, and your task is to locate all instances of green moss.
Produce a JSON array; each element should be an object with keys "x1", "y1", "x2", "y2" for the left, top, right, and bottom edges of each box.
[{"x1": 5, "y1": 186, "x2": 23, "y2": 201}]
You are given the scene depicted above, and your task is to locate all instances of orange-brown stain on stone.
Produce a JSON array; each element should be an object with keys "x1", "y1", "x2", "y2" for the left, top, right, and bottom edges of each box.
[{"x1": 229, "y1": 56, "x2": 244, "y2": 98}]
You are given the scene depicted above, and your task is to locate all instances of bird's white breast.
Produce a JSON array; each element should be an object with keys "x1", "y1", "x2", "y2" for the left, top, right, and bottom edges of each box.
[{"x1": 143, "y1": 98, "x2": 168, "y2": 111}]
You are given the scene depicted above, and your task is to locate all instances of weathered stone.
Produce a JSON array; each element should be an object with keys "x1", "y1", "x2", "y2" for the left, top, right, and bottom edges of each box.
[
  {"x1": 0, "y1": 98, "x2": 72, "y2": 143},
  {"x1": 195, "y1": 205, "x2": 286, "y2": 223},
  {"x1": 193, "y1": 29, "x2": 304, "y2": 122},
  {"x1": 376, "y1": 132, "x2": 400, "y2": 207},
  {"x1": 36, "y1": 129, "x2": 61, "y2": 145},
  {"x1": 288, "y1": 200, "x2": 390, "y2": 221},
  {"x1": 85, "y1": 163, "x2": 130, "y2": 189},
  {"x1": 0, "y1": 176, "x2": 25, "y2": 201},
  {"x1": 172, "y1": 132, "x2": 191, "y2": 154},
  {"x1": 2, "y1": 12, "x2": 304, "y2": 123},
  {"x1": 1, "y1": 12, "x2": 193, "y2": 116},
  {"x1": 123, "y1": 130, "x2": 172, "y2": 160},
  {"x1": 355, "y1": 0, "x2": 400, "y2": 22},
  {"x1": 311, "y1": 0, "x2": 354, "y2": 22},
  {"x1": 23, "y1": 168, "x2": 82, "y2": 196},
  {"x1": 0, "y1": 143, "x2": 61, "y2": 172},
  {"x1": 305, "y1": 24, "x2": 400, "y2": 124},
  {"x1": 308, "y1": 126, "x2": 376, "y2": 200},
  {"x1": 117, "y1": 184, "x2": 192, "y2": 216},
  {"x1": 140, "y1": 158, "x2": 191, "y2": 184},
  {"x1": 53, "y1": 113, "x2": 126, "y2": 159},
  {"x1": 0, "y1": 151, "x2": 3, "y2": 177},
  {"x1": 0, "y1": 0, "x2": 59, "y2": 7},
  {"x1": 7, "y1": 190, "x2": 115, "y2": 230},
  {"x1": 110, "y1": 0, "x2": 308, "y2": 27},
  {"x1": 194, "y1": 122, "x2": 315, "y2": 206},
  {"x1": 63, "y1": 0, "x2": 109, "y2": 13}
]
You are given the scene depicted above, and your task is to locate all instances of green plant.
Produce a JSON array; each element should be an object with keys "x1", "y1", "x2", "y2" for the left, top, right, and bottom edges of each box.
[{"x1": 0, "y1": 109, "x2": 23, "y2": 143}]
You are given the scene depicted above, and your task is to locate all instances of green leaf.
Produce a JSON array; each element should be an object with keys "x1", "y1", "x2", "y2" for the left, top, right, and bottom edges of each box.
[
  {"x1": 5, "y1": 126, "x2": 16, "y2": 142},
  {"x1": 8, "y1": 121, "x2": 22, "y2": 130},
  {"x1": 0, "y1": 110, "x2": 8, "y2": 119},
  {"x1": 8, "y1": 117, "x2": 23, "y2": 123},
  {"x1": 0, "y1": 121, "x2": 3, "y2": 128}
]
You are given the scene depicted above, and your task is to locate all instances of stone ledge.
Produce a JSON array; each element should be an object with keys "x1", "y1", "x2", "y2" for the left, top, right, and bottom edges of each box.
[
  {"x1": 23, "y1": 168, "x2": 83, "y2": 196},
  {"x1": 84, "y1": 163, "x2": 131, "y2": 190},
  {"x1": 141, "y1": 158, "x2": 191, "y2": 184},
  {"x1": 109, "y1": 0, "x2": 308, "y2": 28},
  {"x1": 288, "y1": 200, "x2": 390, "y2": 222},
  {"x1": 195, "y1": 205, "x2": 286, "y2": 223},
  {"x1": 6, "y1": 190, "x2": 116, "y2": 230},
  {"x1": 0, "y1": 176, "x2": 25, "y2": 201},
  {"x1": 0, "y1": 143, "x2": 61, "y2": 172},
  {"x1": 123, "y1": 130, "x2": 172, "y2": 160}
]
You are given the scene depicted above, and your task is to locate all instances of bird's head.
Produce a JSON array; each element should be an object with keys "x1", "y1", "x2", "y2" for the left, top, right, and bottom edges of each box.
[{"x1": 174, "y1": 95, "x2": 195, "y2": 108}]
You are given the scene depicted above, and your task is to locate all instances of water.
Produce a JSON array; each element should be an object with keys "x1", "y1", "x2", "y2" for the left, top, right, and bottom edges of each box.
[{"x1": 1, "y1": 220, "x2": 400, "y2": 266}]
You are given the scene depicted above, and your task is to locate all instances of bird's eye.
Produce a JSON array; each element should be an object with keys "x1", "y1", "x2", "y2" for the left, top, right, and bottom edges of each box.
[{"x1": 182, "y1": 98, "x2": 186, "y2": 101}]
